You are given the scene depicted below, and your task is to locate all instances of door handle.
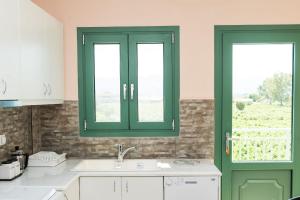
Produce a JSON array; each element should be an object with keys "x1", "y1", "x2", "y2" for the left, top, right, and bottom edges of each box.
[{"x1": 225, "y1": 132, "x2": 233, "y2": 156}]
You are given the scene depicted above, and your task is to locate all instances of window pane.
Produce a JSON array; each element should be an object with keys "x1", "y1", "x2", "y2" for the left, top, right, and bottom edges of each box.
[
  {"x1": 232, "y1": 44, "x2": 293, "y2": 162},
  {"x1": 94, "y1": 44, "x2": 120, "y2": 122},
  {"x1": 137, "y1": 44, "x2": 164, "y2": 122}
]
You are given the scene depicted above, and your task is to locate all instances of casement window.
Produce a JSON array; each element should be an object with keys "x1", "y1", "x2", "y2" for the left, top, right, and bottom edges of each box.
[{"x1": 77, "y1": 27, "x2": 180, "y2": 137}]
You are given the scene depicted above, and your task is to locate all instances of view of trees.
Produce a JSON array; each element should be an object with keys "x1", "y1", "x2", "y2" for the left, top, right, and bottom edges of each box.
[
  {"x1": 252, "y1": 73, "x2": 292, "y2": 105},
  {"x1": 233, "y1": 72, "x2": 292, "y2": 161}
]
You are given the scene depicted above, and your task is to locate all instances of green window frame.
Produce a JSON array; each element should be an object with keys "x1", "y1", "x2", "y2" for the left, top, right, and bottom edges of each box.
[{"x1": 77, "y1": 26, "x2": 180, "y2": 137}]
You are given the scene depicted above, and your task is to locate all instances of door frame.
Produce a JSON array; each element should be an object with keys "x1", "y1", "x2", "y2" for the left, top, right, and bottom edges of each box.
[{"x1": 214, "y1": 25, "x2": 300, "y2": 199}]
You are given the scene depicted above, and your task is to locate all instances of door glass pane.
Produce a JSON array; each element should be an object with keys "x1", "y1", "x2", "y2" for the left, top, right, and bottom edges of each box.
[
  {"x1": 94, "y1": 44, "x2": 120, "y2": 122},
  {"x1": 232, "y1": 44, "x2": 293, "y2": 162},
  {"x1": 137, "y1": 44, "x2": 164, "y2": 122}
]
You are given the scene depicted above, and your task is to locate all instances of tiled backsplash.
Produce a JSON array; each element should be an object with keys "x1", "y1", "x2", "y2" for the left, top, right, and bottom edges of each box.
[
  {"x1": 0, "y1": 107, "x2": 40, "y2": 161},
  {"x1": 39, "y1": 100, "x2": 215, "y2": 159},
  {"x1": 0, "y1": 100, "x2": 215, "y2": 161}
]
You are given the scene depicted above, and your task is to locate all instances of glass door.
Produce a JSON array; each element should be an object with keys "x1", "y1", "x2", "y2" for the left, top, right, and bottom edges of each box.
[{"x1": 220, "y1": 30, "x2": 300, "y2": 200}]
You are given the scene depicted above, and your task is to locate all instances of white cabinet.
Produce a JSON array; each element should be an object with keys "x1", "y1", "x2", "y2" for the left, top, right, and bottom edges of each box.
[
  {"x1": 0, "y1": 0, "x2": 20, "y2": 100},
  {"x1": 20, "y1": 0, "x2": 47, "y2": 101},
  {"x1": 80, "y1": 177, "x2": 121, "y2": 200},
  {"x1": 62, "y1": 177, "x2": 79, "y2": 200},
  {"x1": 80, "y1": 177, "x2": 163, "y2": 200},
  {"x1": 44, "y1": 13, "x2": 64, "y2": 101},
  {"x1": 122, "y1": 177, "x2": 163, "y2": 200},
  {"x1": 20, "y1": 0, "x2": 64, "y2": 104},
  {"x1": 0, "y1": 0, "x2": 64, "y2": 105}
]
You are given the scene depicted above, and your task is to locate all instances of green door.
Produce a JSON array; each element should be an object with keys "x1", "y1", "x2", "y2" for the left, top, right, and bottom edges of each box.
[{"x1": 215, "y1": 26, "x2": 300, "y2": 200}]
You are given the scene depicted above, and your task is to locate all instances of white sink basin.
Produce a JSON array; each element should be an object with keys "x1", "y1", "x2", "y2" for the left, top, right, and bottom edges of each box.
[{"x1": 72, "y1": 159, "x2": 160, "y2": 172}]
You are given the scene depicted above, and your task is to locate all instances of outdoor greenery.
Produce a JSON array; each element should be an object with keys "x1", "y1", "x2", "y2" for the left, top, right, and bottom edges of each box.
[
  {"x1": 232, "y1": 73, "x2": 292, "y2": 161},
  {"x1": 257, "y1": 73, "x2": 292, "y2": 105}
]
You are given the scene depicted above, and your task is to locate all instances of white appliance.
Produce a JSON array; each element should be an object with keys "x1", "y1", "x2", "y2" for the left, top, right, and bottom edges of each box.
[
  {"x1": 0, "y1": 160, "x2": 21, "y2": 180},
  {"x1": 164, "y1": 176, "x2": 220, "y2": 200},
  {"x1": 28, "y1": 151, "x2": 66, "y2": 167}
]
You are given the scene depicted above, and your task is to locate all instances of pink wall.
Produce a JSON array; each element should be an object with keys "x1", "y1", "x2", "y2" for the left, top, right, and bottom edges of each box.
[{"x1": 32, "y1": 0, "x2": 300, "y2": 100}]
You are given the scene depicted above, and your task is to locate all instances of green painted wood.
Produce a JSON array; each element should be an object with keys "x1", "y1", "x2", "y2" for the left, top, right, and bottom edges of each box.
[
  {"x1": 77, "y1": 26, "x2": 180, "y2": 137},
  {"x1": 214, "y1": 25, "x2": 300, "y2": 200},
  {"x1": 84, "y1": 34, "x2": 129, "y2": 130},
  {"x1": 232, "y1": 171, "x2": 291, "y2": 200},
  {"x1": 128, "y1": 33, "x2": 173, "y2": 130}
]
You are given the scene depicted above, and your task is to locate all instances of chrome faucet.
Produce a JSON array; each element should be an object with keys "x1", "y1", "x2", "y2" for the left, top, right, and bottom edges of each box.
[{"x1": 116, "y1": 144, "x2": 136, "y2": 162}]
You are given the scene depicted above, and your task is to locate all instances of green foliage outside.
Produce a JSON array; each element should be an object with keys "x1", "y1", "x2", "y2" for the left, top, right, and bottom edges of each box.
[
  {"x1": 233, "y1": 73, "x2": 292, "y2": 161},
  {"x1": 232, "y1": 103, "x2": 292, "y2": 161},
  {"x1": 236, "y1": 102, "x2": 246, "y2": 111},
  {"x1": 258, "y1": 73, "x2": 292, "y2": 105}
]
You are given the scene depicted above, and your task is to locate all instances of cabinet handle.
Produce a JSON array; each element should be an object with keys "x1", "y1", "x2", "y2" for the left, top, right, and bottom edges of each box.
[
  {"x1": 48, "y1": 83, "x2": 52, "y2": 96},
  {"x1": 114, "y1": 180, "x2": 116, "y2": 192},
  {"x1": 130, "y1": 83, "x2": 134, "y2": 100},
  {"x1": 1, "y1": 79, "x2": 7, "y2": 95},
  {"x1": 123, "y1": 83, "x2": 127, "y2": 100},
  {"x1": 63, "y1": 193, "x2": 69, "y2": 200},
  {"x1": 126, "y1": 181, "x2": 128, "y2": 193},
  {"x1": 43, "y1": 83, "x2": 48, "y2": 96}
]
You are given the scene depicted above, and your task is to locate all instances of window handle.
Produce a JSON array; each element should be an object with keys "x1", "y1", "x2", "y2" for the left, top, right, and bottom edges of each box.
[
  {"x1": 123, "y1": 84, "x2": 127, "y2": 100},
  {"x1": 130, "y1": 83, "x2": 134, "y2": 100}
]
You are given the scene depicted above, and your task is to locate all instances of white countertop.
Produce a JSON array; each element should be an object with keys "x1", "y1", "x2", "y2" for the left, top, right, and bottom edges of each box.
[
  {"x1": 0, "y1": 186, "x2": 56, "y2": 200},
  {"x1": 0, "y1": 160, "x2": 79, "y2": 191},
  {"x1": 0, "y1": 159, "x2": 221, "y2": 200}
]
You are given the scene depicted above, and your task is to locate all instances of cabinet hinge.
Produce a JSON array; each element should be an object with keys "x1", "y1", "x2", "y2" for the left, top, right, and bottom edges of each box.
[
  {"x1": 171, "y1": 33, "x2": 175, "y2": 43},
  {"x1": 172, "y1": 120, "x2": 175, "y2": 130},
  {"x1": 83, "y1": 34, "x2": 85, "y2": 45},
  {"x1": 84, "y1": 120, "x2": 87, "y2": 131}
]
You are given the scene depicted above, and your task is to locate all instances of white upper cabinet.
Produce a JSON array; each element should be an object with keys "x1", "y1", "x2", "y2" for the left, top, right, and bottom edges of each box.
[
  {"x1": 43, "y1": 10, "x2": 64, "y2": 101},
  {"x1": 0, "y1": 0, "x2": 64, "y2": 105},
  {"x1": 0, "y1": 0, "x2": 20, "y2": 100},
  {"x1": 20, "y1": 0, "x2": 47, "y2": 101},
  {"x1": 20, "y1": 0, "x2": 64, "y2": 104}
]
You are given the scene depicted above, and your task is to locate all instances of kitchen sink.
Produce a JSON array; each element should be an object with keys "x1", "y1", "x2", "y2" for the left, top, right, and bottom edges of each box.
[{"x1": 72, "y1": 159, "x2": 160, "y2": 172}]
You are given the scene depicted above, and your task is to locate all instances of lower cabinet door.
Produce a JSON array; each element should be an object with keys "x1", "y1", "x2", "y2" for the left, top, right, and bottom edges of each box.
[
  {"x1": 122, "y1": 177, "x2": 163, "y2": 200},
  {"x1": 80, "y1": 177, "x2": 121, "y2": 200}
]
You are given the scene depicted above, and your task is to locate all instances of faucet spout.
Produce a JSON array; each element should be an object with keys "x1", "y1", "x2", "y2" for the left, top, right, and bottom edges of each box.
[{"x1": 116, "y1": 145, "x2": 136, "y2": 162}]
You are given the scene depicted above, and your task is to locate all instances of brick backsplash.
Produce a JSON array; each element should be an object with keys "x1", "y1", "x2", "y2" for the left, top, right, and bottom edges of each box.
[
  {"x1": 0, "y1": 100, "x2": 215, "y2": 161},
  {"x1": 39, "y1": 100, "x2": 215, "y2": 159}
]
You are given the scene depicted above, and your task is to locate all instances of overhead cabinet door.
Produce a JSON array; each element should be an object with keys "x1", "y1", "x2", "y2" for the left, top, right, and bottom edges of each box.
[
  {"x1": 0, "y1": 0, "x2": 20, "y2": 100},
  {"x1": 19, "y1": 0, "x2": 64, "y2": 103},
  {"x1": 20, "y1": 0, "x2": 48, "y2": 101},
  {"x1": 44, "y1": 13, "x2": 64, "y2": 100}
]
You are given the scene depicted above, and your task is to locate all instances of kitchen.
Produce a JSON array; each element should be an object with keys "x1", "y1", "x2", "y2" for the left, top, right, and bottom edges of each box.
[{"x1": 0, "y1": 0, "x2": 300, "y2": 200}]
